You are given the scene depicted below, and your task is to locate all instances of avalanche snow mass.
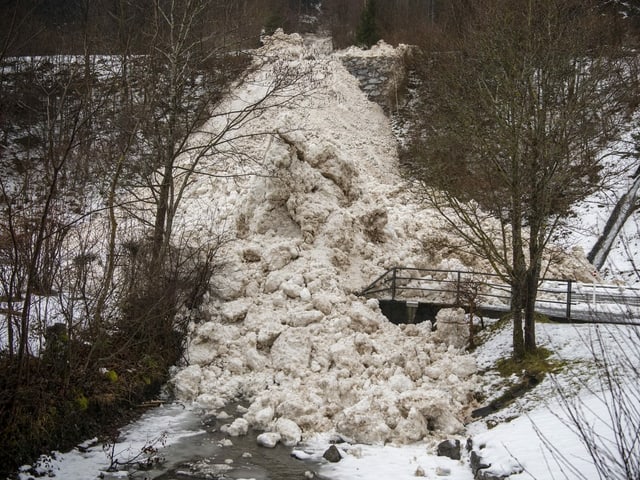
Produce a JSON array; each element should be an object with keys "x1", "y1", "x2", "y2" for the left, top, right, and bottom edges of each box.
[{"x1": 169, "y1": 30, "x2": 592, "y2": 445}]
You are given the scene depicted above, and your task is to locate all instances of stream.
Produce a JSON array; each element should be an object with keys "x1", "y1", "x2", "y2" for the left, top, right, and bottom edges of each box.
[{"x1": 103, "y1": 402, "x2": 325, "y2": 480}]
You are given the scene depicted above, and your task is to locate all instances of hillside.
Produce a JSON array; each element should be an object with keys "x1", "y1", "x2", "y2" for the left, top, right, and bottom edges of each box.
[{"x1": 11, "y1": 30, "x2": 638, "y2": 480}]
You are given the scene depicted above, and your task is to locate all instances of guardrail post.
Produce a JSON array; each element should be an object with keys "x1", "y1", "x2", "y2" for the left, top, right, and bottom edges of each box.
[
  {"x1": 455, "y1": 271, "x2": 461, "y2": 305},
  {"x1": 391, "y1": 268, "x2": 397, "y2": 300},
  {"x1": 566, "y1": 280, "x2": 572, "y2": 322}
]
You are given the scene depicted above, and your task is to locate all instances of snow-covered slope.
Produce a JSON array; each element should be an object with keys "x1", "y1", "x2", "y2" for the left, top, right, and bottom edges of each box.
[{"x1": 169, "y1": 31, "x2": 593, "y2": 445}]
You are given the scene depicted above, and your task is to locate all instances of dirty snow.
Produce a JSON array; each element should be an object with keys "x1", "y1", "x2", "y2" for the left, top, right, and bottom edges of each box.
[
  {"x1": 169, "y1": 30, "x2": 485, "y2": 445},
  {"x1": 168, "y1": 29, "x2": 594, "y2": 448}
]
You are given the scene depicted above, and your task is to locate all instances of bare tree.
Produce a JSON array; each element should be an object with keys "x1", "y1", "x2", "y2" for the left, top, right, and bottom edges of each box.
[
  {"x1": 405, "y1": 0, "x2": 637, "y2": 358},
  {"x1": 121, "y1": 0, "x2": 311, "y2": 269}
]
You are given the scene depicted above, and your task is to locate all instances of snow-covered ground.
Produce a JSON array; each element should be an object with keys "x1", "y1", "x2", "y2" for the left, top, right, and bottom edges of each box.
[
  {"x1": 21, "y1": 320, "x2": 637, "y2": 480},
  {"x1": 15, "y1": 30, "x2": 639, "y2": 480}
]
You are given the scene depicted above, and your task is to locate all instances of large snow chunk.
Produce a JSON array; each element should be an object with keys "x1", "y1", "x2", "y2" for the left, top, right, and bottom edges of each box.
[
  {"x1": 245, "y1": 347, "x2": 269, "y2": 371},
  {"x1": 349, "y1": 301, "x2": 383, "y2": 333},
  {"x1": 270, "y1": 328, "x2": 312, "y2": 375},
  {"x1": 264, "y1": 244, "x2": 297, "y2": 271},
  {"x1": 225, "y1": 418, "x2": 249, "y2": 437},
  {"x1": 281, "y1": 281, "x2": 303, "y2": 299},
  {"x1": 275, "y1": 418, "x2": 302, "y2": 446},
  {"x1": 214, "y1": 267, "x2": 247, "y2": 300},
  {"x1": 264, "y1": 270, "x2": 288, "y2": 294},
  {"x1": 336, "y1": 399, "x2": 393, "y2": 444},
  {"x1": 435, "y1": 308, "x2": 469, "y2": 349},
  {"x1": 255, "y1": 321, "x2": 284, "y2": 348},
  {"x1": 394, "y1": 407, "x2": 428, "y2": 442},
  {"x1": 312, "y1": 292, "x2": 338, "y2": 315},
  {"x1": 389, "y1": 372, "x2": 414, "y2": 393},
  {"x1": 171, "y1": 365, "x2": 202, "y2": 400},
  {"x1": 257, "y1": 432, "x2": 281, "y2": 448},
  {"x1": 303, "y1": 143, "x2": 360, "y2": 200},
  {"x1": 285, "y1": 309, "x2": 324, "y2": 327},
  {"x1": 221, "y1": 299, "x2": 252, "y2": 323},
  {"x1": 194, "y1": 394, "x2": 224, "y2": 410},
  {"x1": 247, "y1": 406, "x2": 275, "y2": 430}
]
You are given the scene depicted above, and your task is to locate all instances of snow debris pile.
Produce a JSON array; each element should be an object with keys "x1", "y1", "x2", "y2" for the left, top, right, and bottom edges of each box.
[{"x1": 167, "y1": 31, "x2": 583, "y2": 446}]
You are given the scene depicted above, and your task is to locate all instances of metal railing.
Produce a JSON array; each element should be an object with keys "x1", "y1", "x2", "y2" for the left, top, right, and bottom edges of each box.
[{"x1": 360, "y1": 267, "x2": 640, "y2": 322}]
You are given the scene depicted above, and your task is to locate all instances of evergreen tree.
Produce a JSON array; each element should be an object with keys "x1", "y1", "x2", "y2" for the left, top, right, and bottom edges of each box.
[{"x1": 356, "y1": 0, "x2": 379, "y2": 47}]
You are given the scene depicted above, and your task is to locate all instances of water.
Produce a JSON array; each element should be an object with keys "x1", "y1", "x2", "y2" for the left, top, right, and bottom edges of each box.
[
  {"x1": 126, "y1": 404, "x2": 325, "y2": 480},
  {"x1": 19, "y1": 402, "x2": 326, "y2": 479},
  {"x1": 155, "y1": 431, "x2": 321, "y2": 479}
]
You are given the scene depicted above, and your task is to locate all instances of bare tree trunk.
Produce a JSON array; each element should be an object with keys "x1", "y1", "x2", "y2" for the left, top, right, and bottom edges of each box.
[{"x1": 511, "y1": 213, "x2": 526, "y2": 359}]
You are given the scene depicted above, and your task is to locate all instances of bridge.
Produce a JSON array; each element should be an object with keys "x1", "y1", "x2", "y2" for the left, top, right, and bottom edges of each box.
[{"x1": 360, "y1": 267, "x2": 640, "y2": 326}]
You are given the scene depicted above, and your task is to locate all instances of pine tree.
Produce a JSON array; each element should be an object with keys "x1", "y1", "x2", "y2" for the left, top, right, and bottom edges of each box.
[{"x1": 356, "y1": 0, "x2": 379, "y2": 48}]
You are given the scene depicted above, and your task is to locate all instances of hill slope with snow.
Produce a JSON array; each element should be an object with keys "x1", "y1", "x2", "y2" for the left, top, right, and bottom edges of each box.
[{"x1": 168, "y1": 30, "x2": 595, "y2": 445}]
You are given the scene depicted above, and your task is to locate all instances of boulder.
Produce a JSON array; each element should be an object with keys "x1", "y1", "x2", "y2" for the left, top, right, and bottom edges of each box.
[
  {"x1": 470, "y1": 450, "x2": 491, "y2": 475},
  {"x1": 323, "y1": 445, "x2": 342, "y2": 463},
  {"x1": 436, "y1": 439, "x2": 461, "y2": 460}
]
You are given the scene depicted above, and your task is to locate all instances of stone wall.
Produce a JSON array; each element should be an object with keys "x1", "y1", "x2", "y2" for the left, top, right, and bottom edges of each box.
[{"x1": 339, "y1": 44, "x2": 408, "y2": 113}]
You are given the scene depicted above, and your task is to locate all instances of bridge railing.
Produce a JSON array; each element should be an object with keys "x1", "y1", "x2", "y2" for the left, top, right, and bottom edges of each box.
[{"x1": 360, "y1": 267, "x2": 640, "y2": 321}]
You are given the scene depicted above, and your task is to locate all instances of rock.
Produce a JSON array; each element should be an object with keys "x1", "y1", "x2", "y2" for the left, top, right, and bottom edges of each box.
[
  {"x1": 436, "y1": 439, "x2": 461, "y2": 460},
  {"x1": 470, "y1": 450, "x2": 491, "y2": 475},
  {"x1": 323, "y1": 445, "x2": 342, "y2": 463},
  {"x1": 415, "y1": 466, "x2": 426, "y2": 477},
  {"x1": 257, "y1": 432, "x2": 281, "y2": 448}
]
